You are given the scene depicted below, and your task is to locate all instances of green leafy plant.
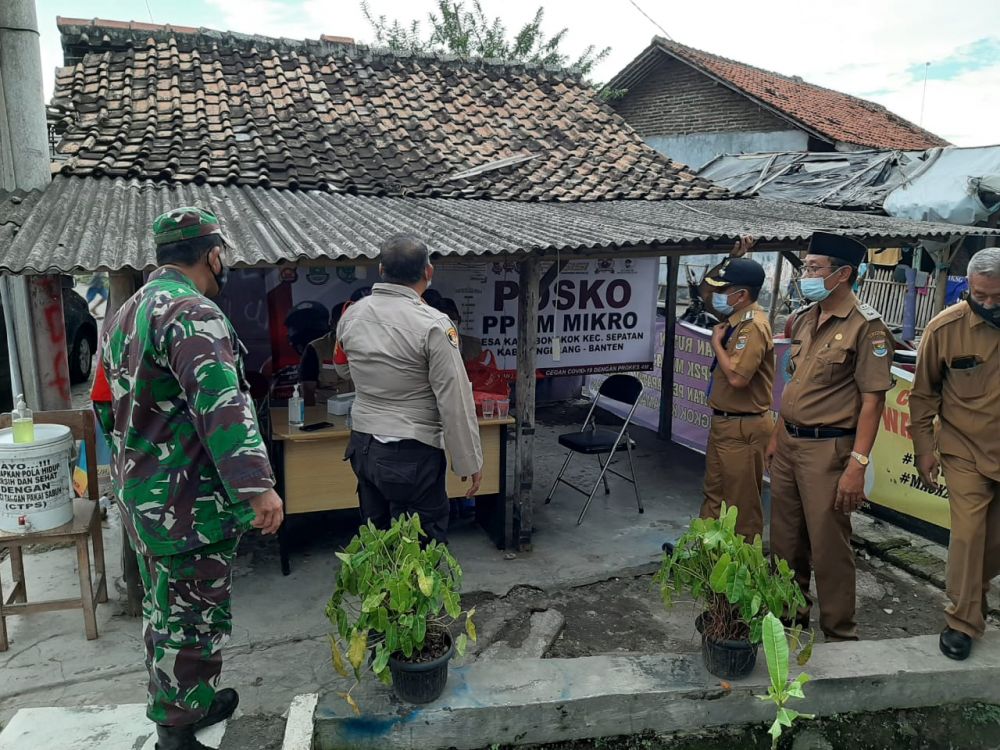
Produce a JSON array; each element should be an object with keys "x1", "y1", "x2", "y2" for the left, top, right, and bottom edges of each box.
[
  {"x1": 325, "y1": 514, "x2": 476, "y2": 713},
  {"x1": 655, "y1": 503, "x2": 810, "y2": 645},
  {"x1": 759, "y1": 612, "x2": 814, "y2": 748},
  {"x1": 361, "y1": 0, "x2": 611, "y2": 79}
]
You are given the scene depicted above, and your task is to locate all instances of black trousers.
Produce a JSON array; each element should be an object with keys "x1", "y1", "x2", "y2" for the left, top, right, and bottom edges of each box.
[{"x1": 345, "y1": 432, "x2": 450, "y2": 544}]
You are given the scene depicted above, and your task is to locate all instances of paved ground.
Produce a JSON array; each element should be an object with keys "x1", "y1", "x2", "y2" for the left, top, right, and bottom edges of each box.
[{"x1": 0, "y1": 400, "x2": 990, "y2": 749}]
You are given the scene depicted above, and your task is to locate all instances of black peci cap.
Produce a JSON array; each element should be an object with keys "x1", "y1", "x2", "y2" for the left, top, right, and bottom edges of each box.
[
  {"x1": 807, "y1": 232, "x2": 867, "y2": 267},
  {"x1": 705, "y1": 257, "x2": 766, "y2": 288}
]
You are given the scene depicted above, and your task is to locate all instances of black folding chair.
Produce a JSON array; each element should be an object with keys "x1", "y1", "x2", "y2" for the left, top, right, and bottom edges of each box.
[{"x1": 545, "y1": 374, "x2": 644, "y2": 525}]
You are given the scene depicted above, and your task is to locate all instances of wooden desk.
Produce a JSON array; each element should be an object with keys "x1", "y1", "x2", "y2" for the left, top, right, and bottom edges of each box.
[{"x1": 269, "y1": 406, "x2": 512, "y2": 573}]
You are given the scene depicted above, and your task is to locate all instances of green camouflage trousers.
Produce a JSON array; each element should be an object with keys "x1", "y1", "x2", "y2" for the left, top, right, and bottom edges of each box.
[{"x1": 138, "y1": 536, "x2": 239, "y2": 726}]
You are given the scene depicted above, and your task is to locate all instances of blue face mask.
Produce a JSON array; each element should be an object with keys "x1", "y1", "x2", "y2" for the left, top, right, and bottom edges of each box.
[
  {"x1": 712, "y1": 291, "x2": 735, "y2": 316},
  {"x1": 800, "y1": 269, "x2": 847, "y2": 302}
]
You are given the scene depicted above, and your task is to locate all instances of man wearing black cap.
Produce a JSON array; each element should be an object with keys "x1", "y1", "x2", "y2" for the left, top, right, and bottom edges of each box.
[
  {"x1": 766, "y1": 231, "x2": 894, "y2": 642},
  {"x1": 701, "y1": 256, "x2": 775, "y2": 540}
]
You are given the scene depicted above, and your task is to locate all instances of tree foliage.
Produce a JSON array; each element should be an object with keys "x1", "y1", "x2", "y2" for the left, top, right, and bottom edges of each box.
[{"x1": 361, "y1": 0, "x2": 611, "y2": 79}]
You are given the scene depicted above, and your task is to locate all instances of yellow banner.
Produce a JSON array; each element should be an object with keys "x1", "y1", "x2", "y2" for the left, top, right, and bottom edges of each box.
[{"x1": 865, "y1": 368, "x2": 950, "y2": 530}]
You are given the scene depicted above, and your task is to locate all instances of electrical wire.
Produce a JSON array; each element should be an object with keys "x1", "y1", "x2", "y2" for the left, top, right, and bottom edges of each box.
[
  {"x1": 144, "y1": 0, "x2": 155, "y2": 24},
  {"x1": 627, "y1": 0, "x2": 673, "y2": 40}
]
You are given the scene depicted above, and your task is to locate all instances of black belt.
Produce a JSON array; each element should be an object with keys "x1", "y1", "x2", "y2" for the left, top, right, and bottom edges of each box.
[
  {"x1": 712, "y1": 409, "x2": 767, "y2": 418},
  {"x1": 784, "y1": 422, "x2": 856, "y2": 439}
]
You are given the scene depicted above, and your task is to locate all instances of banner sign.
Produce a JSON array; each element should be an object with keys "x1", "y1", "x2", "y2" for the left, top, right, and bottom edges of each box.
[
  {"x1": 433, "y1": 258, "x2": 660, "y2": 376},
  {"x1": 590, "y1": 321, "x2": 789, "y2": 454},
  {"x1": 864, "y1": 367, "x2": 950, "y2": 530}
]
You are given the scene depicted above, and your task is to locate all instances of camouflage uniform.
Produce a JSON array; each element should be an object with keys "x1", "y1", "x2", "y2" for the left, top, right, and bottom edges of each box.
[{"x1": 100, "y1": 207, "x2": 274, "y2": 727}]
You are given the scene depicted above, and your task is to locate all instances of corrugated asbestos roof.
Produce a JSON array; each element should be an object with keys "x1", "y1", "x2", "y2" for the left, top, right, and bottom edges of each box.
[
  {"x1": 2, "y1": 177, "x2": 995, "y2": 274},
  {"x1": 49, "y1": 18, "x2": 725, "y2": 200},
  {"x1": 610, "y1": 38, "x2": 949, "y2": 151}
]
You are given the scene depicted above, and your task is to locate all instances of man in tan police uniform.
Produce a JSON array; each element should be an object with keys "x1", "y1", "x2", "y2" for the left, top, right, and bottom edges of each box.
[
  {"x1": 909, "y1": 247, "x2": 1000, "y2": 661},
  {"x1": 334, "y1": 234, "x2": 483, "y2": 543},
  {"x1": 701, "y1": 257, "x2": 774, "y2": 540},
  {"x1": 767, "y1": 232, "x2": 894, "y2": 641}
]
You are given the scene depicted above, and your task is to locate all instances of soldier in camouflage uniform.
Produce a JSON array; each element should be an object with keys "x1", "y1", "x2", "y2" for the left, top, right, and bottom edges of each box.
[{"x1": 98, "y1": 207, "x2": 283, "y2": 750}]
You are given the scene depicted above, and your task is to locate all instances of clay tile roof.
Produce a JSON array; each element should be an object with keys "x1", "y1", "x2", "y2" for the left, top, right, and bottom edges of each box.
[
  {"x1": 49, "y1": 18, "x2": 729, "y2": 200},
  {"x1": 612, "y1": 37, "x2": 950, "y2": 151}
]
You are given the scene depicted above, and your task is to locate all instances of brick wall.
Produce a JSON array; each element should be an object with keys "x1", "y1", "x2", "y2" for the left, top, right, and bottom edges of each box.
[{"x1": 613, "y1": 55, "x2": 791, "y2": 137}]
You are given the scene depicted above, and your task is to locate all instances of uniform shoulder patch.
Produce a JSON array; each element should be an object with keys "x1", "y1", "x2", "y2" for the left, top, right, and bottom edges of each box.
[
  {"x1": 742, "y1": 309, "x2": 755, "y2": 322},
  {"x1": 856, "y1": 301, "x2": 882, "y2": 321},
  {"x1": 446, "y1": 326, "x2": 460, "y2": 348}
]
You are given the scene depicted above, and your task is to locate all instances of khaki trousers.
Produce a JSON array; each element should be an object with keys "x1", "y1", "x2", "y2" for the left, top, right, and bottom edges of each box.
[
  {"x1": 941, "y1": 454, "x2": 1000, "y2": 638},
  {"x1": 701, "y1": 414, "x2": 772, "y2": 540},
  {"x1": 769, "y1": 426, "x2": 857, "y2": 641}
]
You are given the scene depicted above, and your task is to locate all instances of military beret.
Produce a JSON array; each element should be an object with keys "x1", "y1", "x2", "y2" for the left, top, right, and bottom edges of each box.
[
  {"x1": 705, "y1": 257, "x2": 766, "y2": 288},
  {"x1": 807, "y1": 231, "x2": 867, "y2": 267},
  {"x1": 152, "y1": 206, "x2": 232, "y2": 247}
]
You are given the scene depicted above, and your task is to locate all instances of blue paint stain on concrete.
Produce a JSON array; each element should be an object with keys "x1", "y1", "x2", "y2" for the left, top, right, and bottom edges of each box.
[{"x1": 339, "y1": 708, "x2": 421, "y2": 739}]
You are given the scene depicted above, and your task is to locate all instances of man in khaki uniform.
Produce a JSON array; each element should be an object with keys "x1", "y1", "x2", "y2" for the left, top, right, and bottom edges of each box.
[
  {"x1": 335, "y1": 234, "x2": 483, "y2": 543},
  {"x1": 909, "y1": 247, "x2": 1000, "y2": 661},
  {"x1": 767, "y1": 232, "x2": 894, "y2": 641},
  {"x1": 701, "y1": 257, "x2": 775, "y2": 540}
]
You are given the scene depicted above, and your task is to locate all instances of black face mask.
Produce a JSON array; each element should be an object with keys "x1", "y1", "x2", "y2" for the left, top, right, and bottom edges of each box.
[
  {"x1": 208, "y1": 251, "x2": 228, "y2": 297},
  {"x1": 968, "y1": 297, "x2": 1000, "y2": 329}
]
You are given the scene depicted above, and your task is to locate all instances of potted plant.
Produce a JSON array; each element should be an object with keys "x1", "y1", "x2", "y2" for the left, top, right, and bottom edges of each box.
[
  {"x1": 326, "y1": 514, "x2": 476, "y2": 711},
  {"x1": 655, "y1": 503, "x2": 811, "y2": 679}
]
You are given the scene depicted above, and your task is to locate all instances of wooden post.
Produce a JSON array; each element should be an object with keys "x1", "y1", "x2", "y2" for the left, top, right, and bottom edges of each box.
[
  {"x1": 657, "y1": 255, "x2": 679, "y2": 441},
  {"x1": 931, "y1": 241, "x2": 960, "y2": 317},
  {"x1": 768, "y1": 252, "x2": 784, "y2": 328},
  {"x1": 514, "y1": 256, "x2": 541, "y2": 551},
  {"x1": 106, "y1": 270, "x2": 145, "y2": 616}
]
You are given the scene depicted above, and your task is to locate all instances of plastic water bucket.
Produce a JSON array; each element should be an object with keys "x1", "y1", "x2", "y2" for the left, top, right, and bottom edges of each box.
[{"x1": 0, "y1": 424, "x2": 76, "y2": 532}]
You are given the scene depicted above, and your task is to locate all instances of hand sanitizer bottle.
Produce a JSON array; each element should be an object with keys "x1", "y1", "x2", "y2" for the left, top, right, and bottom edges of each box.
[
  {"x1": 12, "y1": 394, "x2": 34, "y2": 444},
  {"x1": 288, "y1": 385, "x2": 304, "y2": 428}
]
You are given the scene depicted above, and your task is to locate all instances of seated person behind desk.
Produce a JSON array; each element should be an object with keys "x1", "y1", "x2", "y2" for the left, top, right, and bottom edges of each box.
[
  {"x1": 426, "y1": 296, "x2": 482, "y2": 364},
  {"x1": 298, "y1": 301, "x2": 353, "y2": 406}
]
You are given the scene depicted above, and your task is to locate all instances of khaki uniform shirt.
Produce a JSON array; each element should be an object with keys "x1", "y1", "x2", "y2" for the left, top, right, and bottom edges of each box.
[
  {"x1": 909, "y1": 301, "x2": 1000, "y2": 481},
  {"x1": 708, "y1": 303, "x2": 775, "y2": 414},
  {"x1": 305, "y1": 333, "x2": 354, "y2": 399},
  {"x1": 780, "y1": 294, "x2": 894, "y2": 428},
  {"x1": 335, "y1": 283, "x2": 483, "y2": 476}
]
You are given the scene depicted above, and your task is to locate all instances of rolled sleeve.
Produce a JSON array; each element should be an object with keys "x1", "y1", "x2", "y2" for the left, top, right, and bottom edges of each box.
[{"x1": 426, "y1": 320, "x2": 483, "y2": 477}]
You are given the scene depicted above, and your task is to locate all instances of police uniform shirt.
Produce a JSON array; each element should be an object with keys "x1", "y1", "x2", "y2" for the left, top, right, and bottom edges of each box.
[
  {"x1": 910, "y1": 301, "x2": 1000, "y2": 481},
  {"x1": 335, "y1": 283, "x2": 483, "y2": 477},
  {"x1": 708, "y1": 303, "x2": 774, "y2": 414},
  {"x1": 780, "y1": 293, "x2": 894, "y2": 429}
]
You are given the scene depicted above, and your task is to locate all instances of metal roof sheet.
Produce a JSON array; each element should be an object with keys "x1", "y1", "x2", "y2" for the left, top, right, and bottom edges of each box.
[{"x1": 2, "y1": 177, "x2": 995, "y2": 274}]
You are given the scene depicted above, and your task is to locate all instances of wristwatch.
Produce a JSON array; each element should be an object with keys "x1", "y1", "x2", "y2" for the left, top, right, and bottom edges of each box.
[{"x1": 851, "y1": 451, "x2": 870, "y2": 467}]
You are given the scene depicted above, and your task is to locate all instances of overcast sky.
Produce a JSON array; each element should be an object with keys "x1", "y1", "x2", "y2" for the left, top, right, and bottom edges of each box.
[{"x1": 35, "y1": 0, "x2": 1000, "y2": 147}]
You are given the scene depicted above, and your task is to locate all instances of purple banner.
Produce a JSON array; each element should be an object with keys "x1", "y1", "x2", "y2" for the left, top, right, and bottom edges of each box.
[{"x1": 589, "y1": 321, "x2": 790, "y2": 454}]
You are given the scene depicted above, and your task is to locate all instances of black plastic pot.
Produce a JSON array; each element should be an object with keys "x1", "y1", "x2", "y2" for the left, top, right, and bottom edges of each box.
[
  {"x1": 388, "y1": 629, "x2": 454, "y2": 704},
  {"x1": 701, "y1": 634, "x2": 758, "y2": 679},
  {"x1": 695, "y1": 613, "x2": 758, "y2": 679}
]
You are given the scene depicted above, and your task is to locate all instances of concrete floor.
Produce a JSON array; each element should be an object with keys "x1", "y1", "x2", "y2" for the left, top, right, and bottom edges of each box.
[{"x1": 0, "y1": 403, "x2": 707, "y2": 723}]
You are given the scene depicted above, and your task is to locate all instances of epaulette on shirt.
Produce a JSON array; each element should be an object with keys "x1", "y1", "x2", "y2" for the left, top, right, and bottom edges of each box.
[
  {"x1": 742, "y1": 309, "x2": 755, "y2": 322},
  {"x1": 856, "y1": 301, "x2": 883, "y2": 321}
]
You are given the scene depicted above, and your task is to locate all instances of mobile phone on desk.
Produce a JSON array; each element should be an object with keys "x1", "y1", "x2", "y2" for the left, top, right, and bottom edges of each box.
[{"x1": 300, "y1": 421, "x2": 334, "y2": 432}]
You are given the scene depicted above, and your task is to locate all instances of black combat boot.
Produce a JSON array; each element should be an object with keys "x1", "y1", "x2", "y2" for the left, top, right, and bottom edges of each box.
[
  {"x1": 191, "y1": 688, "x2": 240, "y2": 731},
  {"x1": 155, "y1": 724, "x2": 214, "y2": 750}
]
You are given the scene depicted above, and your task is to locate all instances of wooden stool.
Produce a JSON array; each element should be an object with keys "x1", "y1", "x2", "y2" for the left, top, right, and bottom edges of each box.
[{"x1": 0, "y1": 410, "x2": 108, "y2": 651}]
